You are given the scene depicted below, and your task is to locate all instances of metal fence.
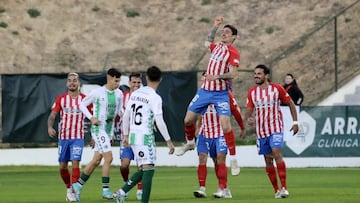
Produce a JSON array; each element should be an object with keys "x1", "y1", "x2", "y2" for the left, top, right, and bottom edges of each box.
[{"x1": 269, "y1": 0, "x2": 360, "y2": 105}]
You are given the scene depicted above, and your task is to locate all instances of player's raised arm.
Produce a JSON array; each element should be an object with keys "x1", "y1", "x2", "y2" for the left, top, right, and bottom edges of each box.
[{"x1": 205, "y1": 16, "x2": 223, "y2": 48}]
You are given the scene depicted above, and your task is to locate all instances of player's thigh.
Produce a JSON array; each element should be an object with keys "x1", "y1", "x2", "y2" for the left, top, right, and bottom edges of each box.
[
  {"x1": 70, "y1": 139, "x2": 84, "y2": 161},
  {"x1": 120, "y1": 146, "x2": 135, "y2": 160},
  {"x1": 197, "y1": 134, "x2": 209, "y2": 154},
  {"x1": 213, "y1": 90, "x2": 231, "y2": 117},
  {"x1": 257, "y1": 137, "x2": 272, "y2": 155},
  {"x1": 188, "y1": 89, "x2": 212, "y2": 115},
  {"x1": 58, "y1": 139, "x2": 71, "y2": 162},
  {"x1": 214, "y1": 136, "x2": 228, "y2": 160}
]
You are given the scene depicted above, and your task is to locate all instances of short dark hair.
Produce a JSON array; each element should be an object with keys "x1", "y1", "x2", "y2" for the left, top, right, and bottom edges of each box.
[
  {"x1": 107, "y1": 68, "x2": 121, "y2": 78},
  {"x1": 129, "y1": 72, "x2": 142, "y2": 81},
  {"x1": 255, "y1": 64, "x2": 270, "y2": 75},
  {"x1": 286, "y1": 73, "x2": 294, "y2": 79},
  {"x1": 224, "y1": 24, "x2": 237, "y2": 36},
  {"x1": 147, "y1": 66, "x2": 161, "y2": 82}
]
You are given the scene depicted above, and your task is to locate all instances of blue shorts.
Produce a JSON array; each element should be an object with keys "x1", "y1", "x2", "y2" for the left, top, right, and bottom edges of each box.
[
  {"x1": 58, "y1": 139, "x2": 84, "y2": 162},
  {"x1": 197, "y1": 134, "x2": 228, "y2": 158},
  {"x1": 256, "y1": 133, "x2": 284, "y2": 155},
  {"x1": 188, "y1": 88, "x2": 230, "y2": 116},
  {"x1": 120, "y1": 146, "x2": 134, "y2": 160}
]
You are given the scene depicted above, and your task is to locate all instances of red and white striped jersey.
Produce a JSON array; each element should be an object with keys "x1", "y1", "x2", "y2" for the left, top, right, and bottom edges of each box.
[
  {"x1": 246, "y1": 83, "x2": 291, "y2": 138},
  {"x1": 51, "y1": 93, "x2": 87, "y2": 140},
  {"x1": 201, "y1": 43, "x2": 240, "y2": 91},
  {"x1": 200, "y1": 104, "x2": 223, "y2": 138},
  {"x1": 122, "y1": 91, "x2": 131, "y2": 112}
]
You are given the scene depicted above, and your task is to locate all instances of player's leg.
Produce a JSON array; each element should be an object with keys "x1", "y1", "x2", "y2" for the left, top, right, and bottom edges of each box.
[
  {"x1": 114, "y1": 145, "x2": 154, "y2": 202},
  {"x1": 270, "y1": 133, "x2": 289, "y2": 198},
  {"x1": 72, "y1": 150, "x2": 102, "y2": 201},
  {"x1": 136, "y1": 165, "x2": 143, "y2": 200},
  {"x1": 260, "y1": 136, "x2": 280, "y2": 199},
  {"x1": 217, "y1": 90, "x2": 240, "y2": 176},
  {"x1": 140, "y1": 164, "x2": 155, "y2": 203},
  {"x1": 175, "y1": 110, "x2": 197, "y2": 155},
  {"x1": 58, "y1": 140, "x2": 71, "y2": 189},
  {"x1": 177, "y1": 89, "x2": 210, "y2": 156},
  {"x1": 194, "y1": 134, "x2": 208, "y2": 198},
  {"x1": 120, "y1": 142, "x2": 135, "y2": 180},
  {"x1": 60, "y1": 161, "x2": 75, "y2": 202},
  {"x1": 70, "y1": 139, "x2": 83, "y2": 184},
  {"x1": 221, "y1": 115, "x2": 239, "y2": 176},
  {"x1": 58, "y1": 140, "x2": 76, "y2": 202},
  {"x1": 213, "y1": 136, "x2": 231, "y2": 198},
  {"x1": 102, "y1": 150, "x2": 114, "y2": 199}
]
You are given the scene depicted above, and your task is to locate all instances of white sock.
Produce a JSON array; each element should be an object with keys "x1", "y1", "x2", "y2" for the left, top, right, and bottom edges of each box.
[
  {"x1": 187, "y1": 139, "x2": 195, "y2": 145},
  {"x1": 229, "y1": 155, "x2": 236, "y2": 161},
  {"x1": 119, "y1": 189, "x2": 126, "y2": 196}
]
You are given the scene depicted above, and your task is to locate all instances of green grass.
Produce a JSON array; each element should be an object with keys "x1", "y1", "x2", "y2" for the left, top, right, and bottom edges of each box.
[{"x1": 0, "y1": 166, "x2": 359, "y2": 202}]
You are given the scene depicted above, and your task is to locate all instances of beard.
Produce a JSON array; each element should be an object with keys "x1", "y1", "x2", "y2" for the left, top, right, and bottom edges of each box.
[
  {"x1": 68, "y1": 86, "x2": 78, "y2": 92},
  {"x1": 255, "y1": 78, "x2": 265, "y2": 85}
]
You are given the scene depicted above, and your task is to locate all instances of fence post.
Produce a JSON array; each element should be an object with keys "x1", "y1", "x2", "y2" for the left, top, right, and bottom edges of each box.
[{"x1": 334, "y1": 17, "x2": 338, "y2": 92}]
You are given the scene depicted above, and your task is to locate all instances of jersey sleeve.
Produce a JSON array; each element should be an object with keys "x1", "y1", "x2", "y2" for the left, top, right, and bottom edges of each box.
[
  {"x1": 151, "y1": 94, "x2": 163, "y2": 116},
  {"x1": 209, "y1": 43, "x2": 216, "y2": 52},
  {"x1": 246, "y1": 87, "x2": 255, "y2": 108},
  {"x1": 228, "y1": 46, "x2": 240, "y2": 67},
  {"x1": 276, "y1": 84, "x2": 292, "y2": 104},
  {"x1": 80, "y1": 90, "x2": 97, "y2": 119},
  {"x1": 51, "y1": 95, "x2": 62, "y2": 112}
]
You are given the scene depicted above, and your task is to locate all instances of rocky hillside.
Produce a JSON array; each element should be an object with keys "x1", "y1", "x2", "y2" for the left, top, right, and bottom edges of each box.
[{"x1": 0, "y1": 0, "x2": 359, "y2": 106}]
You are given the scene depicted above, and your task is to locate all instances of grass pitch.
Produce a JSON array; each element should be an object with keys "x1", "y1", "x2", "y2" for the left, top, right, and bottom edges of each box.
[{"x1": 0, "y1": 166, "x2": 359, "y2": 203}]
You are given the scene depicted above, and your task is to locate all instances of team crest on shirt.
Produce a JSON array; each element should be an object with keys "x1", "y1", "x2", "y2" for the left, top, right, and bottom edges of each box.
[
  {"x1": 210, "y1": 54, "x2": 224, "y2": 62},
  {"x1": 138, "y1": 151, "x2": 144, "y2": 157}
]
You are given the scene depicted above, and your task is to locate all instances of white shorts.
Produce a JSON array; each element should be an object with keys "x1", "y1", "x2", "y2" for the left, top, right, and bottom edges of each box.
[
  {"x1": 92, "y1": 130, "x2": 112, "y2": 154},
  {"x1": 131, "y1": 145, "x2": 156, "y2": 166}
]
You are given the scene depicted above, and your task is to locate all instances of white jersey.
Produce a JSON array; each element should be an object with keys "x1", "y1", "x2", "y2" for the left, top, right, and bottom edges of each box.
[
  {"x1": 123, "y1": 86, "x2": 163, "y2": 146},
  {"x1": 80, "y1": 86, "x2": 123, "y2": 138}
]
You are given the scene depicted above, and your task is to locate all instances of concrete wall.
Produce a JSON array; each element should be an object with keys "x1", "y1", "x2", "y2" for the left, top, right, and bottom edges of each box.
[{"x1": 1, "y1": 146, "x2": 359, "y2": 167}]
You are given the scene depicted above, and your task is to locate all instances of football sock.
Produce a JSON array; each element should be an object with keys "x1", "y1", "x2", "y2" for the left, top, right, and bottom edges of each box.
[
  {"x1": 78, "y1": 172, "x2": 90, "y2": 186},
  {"x1": 122, "y1": 170, "x2": 143, "y2": 193},
  {"x1": 214, "y1": 164, "x2": 219, "y2": 179},
  {"x1": 266, "y1": 166, "x2": 279, "y2": 192},
  {"x1": 217, "y1": 163, "x2": 227, "y2": 189},
  {"x1": 72, "y1": 167, "x2": 80, "y2": 184},
  {"x1": 141, "y1": 167, "x2": 155, "y2": 203},
  {"x1": 120, "y1": 166, "x2": 129, "y2": 182},
  {"x1": 229, "y1": 155, "x2": 236, "y2": 161},
  {"x1": 185, "y1": 124, "x2": 196, "y2": 141},
  {"x1": 198, "y1": 164, "x2": 207, "y2": 187},
  {"x1": 60, "y1": 168, "x2": 71, "y2": 188},
  {"x1": 276, "y1": 161, "x2": 287, "y2": 189},
  {"x1": 224, "y1": 130, "x2": 236, "y2": 156},
  {"x1": 102, "y1": 176, "x2": 110, "y2": 189},
  {"x1": 137, "y1": 181, "x2": 143, "y2": 190}
]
